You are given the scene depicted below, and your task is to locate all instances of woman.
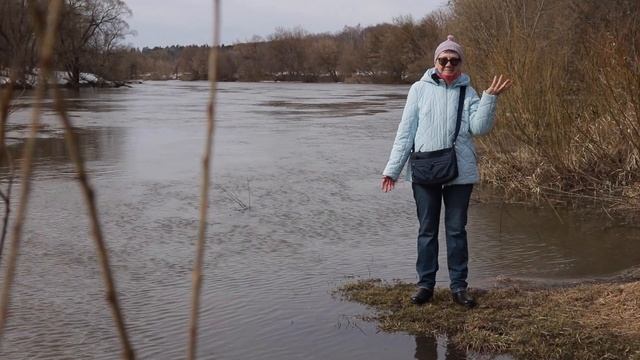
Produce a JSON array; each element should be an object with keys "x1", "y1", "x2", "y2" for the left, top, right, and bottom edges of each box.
[{"x1": 381, "y1": 35, "x2": 511, "y2": 308}]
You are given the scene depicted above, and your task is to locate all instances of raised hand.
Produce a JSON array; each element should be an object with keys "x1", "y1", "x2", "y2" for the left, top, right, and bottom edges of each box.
[{"x1": 485, "y1": 75, "x2": 512, "y2": 95}]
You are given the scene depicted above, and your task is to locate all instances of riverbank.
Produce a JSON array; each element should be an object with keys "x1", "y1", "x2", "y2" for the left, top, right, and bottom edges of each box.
[
  {"x1": 337, "y1": 271, "x2": 640, "y2": 360},
  {"x1": 0, "y1": 70, "x2": 140, "y2": 89}
]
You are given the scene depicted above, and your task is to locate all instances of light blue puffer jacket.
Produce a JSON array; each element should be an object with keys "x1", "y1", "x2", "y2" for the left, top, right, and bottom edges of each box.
[{"x1": 382, "y1": 68, "x2": 498, "y2": 185}]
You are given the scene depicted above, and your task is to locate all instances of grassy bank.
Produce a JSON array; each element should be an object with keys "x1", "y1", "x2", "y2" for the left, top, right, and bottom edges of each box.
[{"x1": 337, "y1": 277, "x2": 640, "y2": 359}]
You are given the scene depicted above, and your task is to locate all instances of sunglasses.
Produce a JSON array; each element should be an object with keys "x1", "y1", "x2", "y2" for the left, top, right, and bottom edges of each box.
[{"x1": 437, "y1": 57, "x2": 461, "y2": 66}]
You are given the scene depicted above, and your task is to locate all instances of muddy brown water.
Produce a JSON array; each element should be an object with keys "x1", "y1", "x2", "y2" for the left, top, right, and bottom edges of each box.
[{"x1": 0, "y1": 81, "x2": 638, "y2": 359}]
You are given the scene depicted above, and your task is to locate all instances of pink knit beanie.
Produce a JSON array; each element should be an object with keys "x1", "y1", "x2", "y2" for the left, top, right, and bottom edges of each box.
[{"x1": 434, "y1": 35, "x2": 464, "y2": 62}]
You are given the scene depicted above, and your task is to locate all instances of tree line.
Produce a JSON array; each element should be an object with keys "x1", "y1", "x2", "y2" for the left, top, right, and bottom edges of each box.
[
  {"x1": 1, "y1": 0, "x2": 638, "y2": 87},
  {"x1": 0, "y1": 0, "x2": 448, "y2": 85},
  {"x1": 100, "y1": 17, "x2": 445, "y2": 84}
]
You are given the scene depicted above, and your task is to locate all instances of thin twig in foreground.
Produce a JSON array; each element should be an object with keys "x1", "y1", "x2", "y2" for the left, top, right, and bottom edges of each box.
[
  {"x1": 52, "y1": 87, "x2": 135, "y2": 359},
  {"x1": 0, "y1": 68, "x2": 19, "y2": 265},
  {"x1": 188, "y1": 1, "x2": 221, "y2": 359},
  {"x1": 0, "y1": 0, "x2": 64, "y2": 340},
  {"x1": 0, "y1": 72, "x2": 16, "y2": 161}
]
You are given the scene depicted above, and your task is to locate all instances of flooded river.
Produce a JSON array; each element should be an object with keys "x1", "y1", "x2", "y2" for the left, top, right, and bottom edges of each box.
[{"x1": 1, "y1": 81, "x2": 639, "y2": 359}]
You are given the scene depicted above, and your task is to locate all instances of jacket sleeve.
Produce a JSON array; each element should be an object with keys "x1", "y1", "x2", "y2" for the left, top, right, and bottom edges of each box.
[
  {"x1": 382, "y1": 83, "x2": 420, "y2": 180},
  {"x1": 468, "y1": 88, "x2": 498, "y2": 136}
]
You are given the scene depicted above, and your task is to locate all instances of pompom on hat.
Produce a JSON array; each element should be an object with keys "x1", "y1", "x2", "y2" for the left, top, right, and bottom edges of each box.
[{"x1": 434, "y1": 35, "x2": 464, "y2": 62}]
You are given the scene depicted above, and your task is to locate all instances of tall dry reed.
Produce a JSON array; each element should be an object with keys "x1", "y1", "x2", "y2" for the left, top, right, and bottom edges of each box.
[
  {"x1": 0, "y1": 0, "x2": 64, "y2": 339},
  {"x1": 51, "y1": 80, "x2": 135, "y2": 359},
  {"x1": 188, "y1": 1, "x2": 221, "y2": 359},
  {"x1": 0, "y1": 2, "x2": 136, "y2": 358},
  {"x1": 0, "y1": 69, "x2": 18, "y2": 262},
  {"x1": 0, "y1": 0, "x2": 225, "y2": 358}
]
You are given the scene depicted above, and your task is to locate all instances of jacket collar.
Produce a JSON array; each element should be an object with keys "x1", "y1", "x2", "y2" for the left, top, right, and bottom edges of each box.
[{"x1": 420, "y1": 67, "x2": 469, "y2": 87}]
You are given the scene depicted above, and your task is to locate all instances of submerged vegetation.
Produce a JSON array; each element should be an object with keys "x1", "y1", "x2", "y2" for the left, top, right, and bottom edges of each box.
[{"x1": 337, "y1": 277, "x2": 640, "y2": 360}]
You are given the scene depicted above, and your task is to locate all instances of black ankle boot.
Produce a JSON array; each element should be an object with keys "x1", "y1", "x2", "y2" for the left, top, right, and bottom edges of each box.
[
  {"x1": 411, "y1": 287, "x2": 434, "y2": 305},
  {"x1": 452, "y1": 289, "x2": 477, "y2": 308}
]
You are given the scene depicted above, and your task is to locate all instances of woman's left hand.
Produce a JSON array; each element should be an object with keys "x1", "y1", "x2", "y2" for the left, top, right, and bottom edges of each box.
[{"x1": 485, "y1": 75, "x2": 512, "y2": 95}]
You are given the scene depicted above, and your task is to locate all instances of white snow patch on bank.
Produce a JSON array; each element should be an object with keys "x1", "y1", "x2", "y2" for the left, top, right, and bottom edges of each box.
[{"x1": 1, "y1": 68, "x2": 109, "y2": 87}]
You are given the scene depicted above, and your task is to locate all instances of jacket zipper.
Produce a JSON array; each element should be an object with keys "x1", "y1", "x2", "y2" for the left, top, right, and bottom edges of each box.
[{"x1": 445, "y1": 82, "x2": 449, "y2": 147}]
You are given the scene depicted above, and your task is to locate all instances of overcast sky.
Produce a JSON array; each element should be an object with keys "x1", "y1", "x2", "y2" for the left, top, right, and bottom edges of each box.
[{"x1": 123, "y1": 0, "x2": 448, "y2": 48}]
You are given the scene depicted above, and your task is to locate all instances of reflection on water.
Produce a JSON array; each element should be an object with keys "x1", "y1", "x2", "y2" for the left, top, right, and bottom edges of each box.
[
  {"x1": 414, "y1": 336, "x2": 513, "y2": 360},
  {"x1": 1, "y1": 126, "x2": 125, "y2": 178},
  {"x1": 0, "y1": 81, "x2": 637, "y2": 359},
  {"x1": 414, "y1": 336, "x2": 465, "y2": 360}
]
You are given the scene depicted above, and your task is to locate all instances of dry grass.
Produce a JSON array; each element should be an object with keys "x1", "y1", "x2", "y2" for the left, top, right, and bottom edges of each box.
[
  {"x1": 337, "y1": 278, "x2": 640, "y2": 359},
  {"x1": 478, "y1": 142, "x2": 640, "y2": 217}
]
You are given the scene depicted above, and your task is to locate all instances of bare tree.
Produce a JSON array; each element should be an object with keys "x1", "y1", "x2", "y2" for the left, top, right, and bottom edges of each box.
[
  {"x1": 176, "y1": 45, "x2": 210, "y2": 80},
  {"x1": 0, "y1": 0, "x2": 37, "y2": 84},
  {"x1": 307, "y1": 37, "x2": 340, "y2": 82},
  {"x1": 365, "y1": 23, "x2": 411, "y2": 82},
  {"x1": 234, "y1": 39, "x2": 269, "y2": 81},
  {"x1": 57, "y1": 0, "x2": 132, "y2": 88},
  {"x1": 217, "y1": 46, "x2": 239, "y2": 81},
  {"x1": 336, "y1": 25, "x2": 368, "y2": 81},
  {"x1": 266, "y1": 27, "x2": 308, "y2": 80}
]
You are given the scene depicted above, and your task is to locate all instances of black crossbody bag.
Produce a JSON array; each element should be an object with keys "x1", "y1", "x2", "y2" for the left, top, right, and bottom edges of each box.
[{"x1": 410, "y1": 86, "x2": 466, "y2": 185}]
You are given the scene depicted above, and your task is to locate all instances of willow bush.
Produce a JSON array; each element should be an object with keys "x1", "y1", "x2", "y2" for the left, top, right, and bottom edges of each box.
[{"x1": 447, "y1": 0, "x2": 640, "y2": 211}]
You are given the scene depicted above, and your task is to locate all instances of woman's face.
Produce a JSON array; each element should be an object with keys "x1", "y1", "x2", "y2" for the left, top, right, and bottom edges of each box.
[{"x1": 434, "y1": 51, "x2": 462, "y2": 74}]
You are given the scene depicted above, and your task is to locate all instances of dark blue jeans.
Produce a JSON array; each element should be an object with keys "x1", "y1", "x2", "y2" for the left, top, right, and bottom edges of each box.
[{"x1": 412, "y1": 183, "x2": 473, "y2": 291}]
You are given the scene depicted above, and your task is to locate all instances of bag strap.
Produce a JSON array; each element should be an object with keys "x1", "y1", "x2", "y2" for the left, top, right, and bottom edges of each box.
[{"x1": 452, "y1": 86, "x2": 466, "y2": 146}]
